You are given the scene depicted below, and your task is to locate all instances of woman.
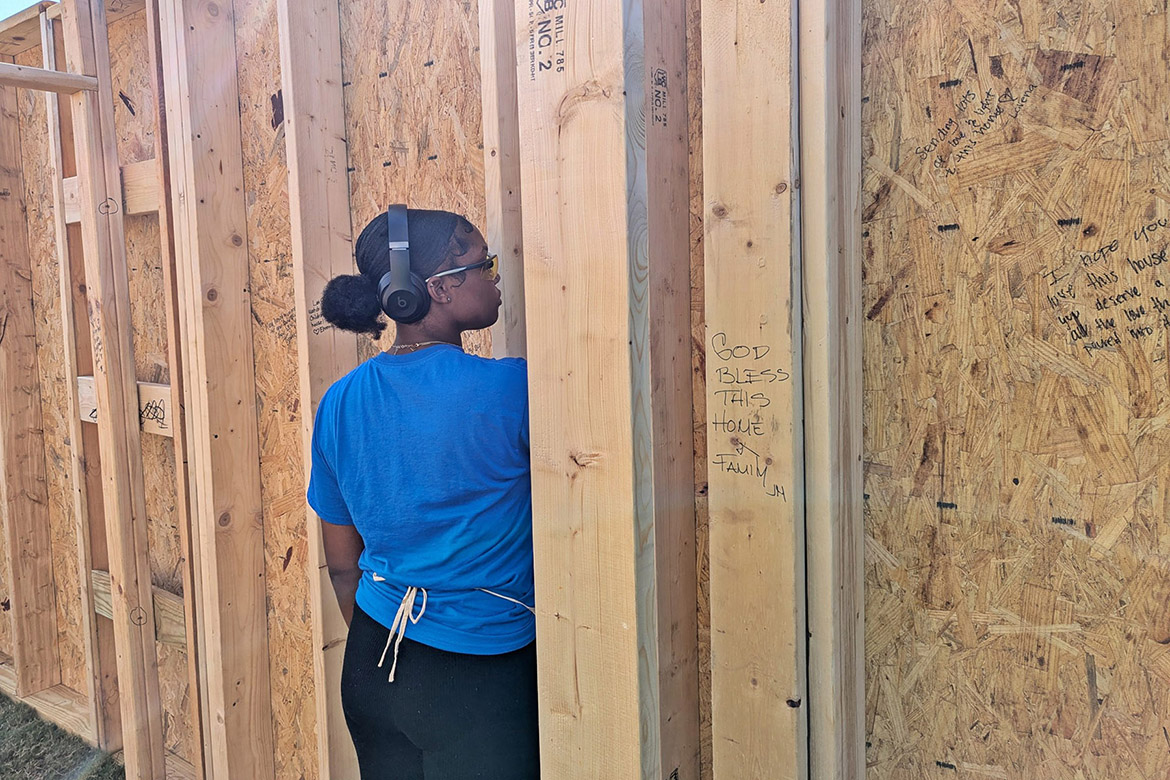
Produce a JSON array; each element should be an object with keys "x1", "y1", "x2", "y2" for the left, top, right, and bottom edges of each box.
[{"x1": 307, "y1": 207, "x2": 538, "y2": 779}]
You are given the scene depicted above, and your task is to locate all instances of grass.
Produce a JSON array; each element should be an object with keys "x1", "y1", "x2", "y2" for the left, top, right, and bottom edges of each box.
[{"x1": 0, "y1": 693, "x2": 123, "y2": 780}]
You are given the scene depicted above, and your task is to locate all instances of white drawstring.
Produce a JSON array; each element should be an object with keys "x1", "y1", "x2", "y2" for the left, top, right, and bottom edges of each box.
[
  {"x1": 477, "y1": 587, "x2": 536, "y2": 615},
  {"x1": 377, "y1": 586, "x2": 427, "y2": 682},
  {"x1": 368, "y1": 574, "x2": 534, "y2": 683}
]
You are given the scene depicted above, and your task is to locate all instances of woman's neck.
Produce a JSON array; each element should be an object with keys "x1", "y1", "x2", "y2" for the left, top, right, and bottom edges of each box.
[{"x1": 390, "y1": 323, "x2": 462, "y2": 352}]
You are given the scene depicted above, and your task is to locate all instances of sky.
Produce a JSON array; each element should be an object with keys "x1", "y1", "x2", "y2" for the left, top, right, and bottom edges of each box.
[{"x1": 0, "y1": 0, "x2": 40, "y2": 23}]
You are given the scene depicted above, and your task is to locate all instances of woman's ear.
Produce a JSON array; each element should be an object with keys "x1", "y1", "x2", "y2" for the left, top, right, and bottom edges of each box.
[{"x1": 427, "y1": 277, "x2": 452, "y2": 304}]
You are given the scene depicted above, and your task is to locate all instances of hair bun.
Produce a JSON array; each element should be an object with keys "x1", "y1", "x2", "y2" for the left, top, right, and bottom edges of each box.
[{"x1": 320, "y1": 273, "x2": 387, "y2": 336}]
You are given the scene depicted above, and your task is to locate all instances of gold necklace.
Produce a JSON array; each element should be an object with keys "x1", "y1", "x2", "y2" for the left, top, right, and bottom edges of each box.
[{"x1": 387, "y1": 340, "x2": 457, "y2": 353}]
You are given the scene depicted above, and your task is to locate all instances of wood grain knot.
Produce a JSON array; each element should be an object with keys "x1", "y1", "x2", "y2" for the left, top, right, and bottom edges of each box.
[{"x1": 569, "y1": 450, "x2": 601, "y2": 468}]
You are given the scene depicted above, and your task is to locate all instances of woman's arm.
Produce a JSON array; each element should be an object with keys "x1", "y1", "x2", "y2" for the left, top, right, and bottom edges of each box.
[{"x1": 322, "y1": 522, "x2": 365, "y2": 626}]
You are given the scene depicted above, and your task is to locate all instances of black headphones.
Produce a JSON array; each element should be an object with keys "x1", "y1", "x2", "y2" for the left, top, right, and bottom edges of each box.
[{"x1": 376, "y1": 204, "x2": 430, "y2": 323}]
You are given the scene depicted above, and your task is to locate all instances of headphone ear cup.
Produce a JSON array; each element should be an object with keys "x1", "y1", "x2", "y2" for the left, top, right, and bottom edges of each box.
[{"x1": 377, "y1": 271, "x2": 432, "y2": 324}]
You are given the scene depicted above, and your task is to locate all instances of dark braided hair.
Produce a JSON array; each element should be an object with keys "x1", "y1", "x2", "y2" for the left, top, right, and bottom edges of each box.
[{"x1": 321, "y1": 208, "x2": 477, "y2": 336}]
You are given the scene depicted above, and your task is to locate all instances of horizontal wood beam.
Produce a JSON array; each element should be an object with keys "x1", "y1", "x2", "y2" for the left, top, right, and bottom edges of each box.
[
  {"x1": 90, "y1": 570, "x2": 185, "y2": 649},
  {"x1": 0, "y1": 656, "x2": 95, "y2": 743},
  {"x1": 44, "y1": 1, "x2": 146, "y2": 24},
  {"x1": 0, "y1": 59, "x2": 96, "y2": 93},
  {"x1": 76, "y1": 375, "x2": 173, "y2": 437},
  {"x1": 62, "y1": 158, "x2": 160, "y2": 223}
]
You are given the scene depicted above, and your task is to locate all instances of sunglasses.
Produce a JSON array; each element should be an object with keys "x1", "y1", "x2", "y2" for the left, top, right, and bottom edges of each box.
[{"x1": 426, "y1": 253, "x2": 498, "y2": 283}]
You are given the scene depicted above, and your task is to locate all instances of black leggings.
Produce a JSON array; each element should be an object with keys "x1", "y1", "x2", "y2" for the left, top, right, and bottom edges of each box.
[{"x1": 341, "y1": 604, "x2": 540, "y2": 780}]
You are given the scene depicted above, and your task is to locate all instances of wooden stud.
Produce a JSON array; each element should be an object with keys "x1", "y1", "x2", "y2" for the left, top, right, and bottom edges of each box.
[
  {"x1": 42, "y1": 10, "x2": 122, "y2": 751},
  {"x1": 274, "y1": 0, "x2": 359, "y2": 777},
  {"x1": 479, "y1": 0, "x2": 525, "y2": 358},
  {"x1": 76, "y1": 375, "x2": 174, "y2": 437},
  {"x1": 798, "y1": 1, "x2": 863, "y2": 778},
  {"x1": 61, "y1": 0, "x2": 166, "y2": 776},
  {"x1": 141, "y1": 0, "x2": 207, "y2": 772},
  {"x1": 42, "y1": 9, "x2": 101, "y2": 743},
  {"x1": 0, "y1": 54, "x2": 61, "y2": 699},
  {"x1": 514, "y1": 0, "x2": 699, "y2": 774},
  {"x1": 157, "y1": 0, "x2": 276, "y2": 776},
  {"x1": 701, "y1": 0, "x2": 807, "y2": 775}
]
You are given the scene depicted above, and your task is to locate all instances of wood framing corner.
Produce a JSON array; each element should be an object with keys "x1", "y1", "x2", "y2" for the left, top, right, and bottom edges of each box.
[{"x1": 798, "y1": 0, "x2": 864, "y2": 778}]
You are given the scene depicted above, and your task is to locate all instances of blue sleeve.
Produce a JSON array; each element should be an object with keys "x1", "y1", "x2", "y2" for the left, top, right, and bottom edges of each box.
[
  {"x1": 306, "y1": 399, "x2": 354, "y2": 526},
  {"x1": 502, "y1": 357, "x2": 530, "y2": 455}
]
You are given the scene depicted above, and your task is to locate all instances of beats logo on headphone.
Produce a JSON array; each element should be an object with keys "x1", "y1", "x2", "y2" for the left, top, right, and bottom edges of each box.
[{"x1": 377, "y1": 204, "x2": 430, "y2": 324}]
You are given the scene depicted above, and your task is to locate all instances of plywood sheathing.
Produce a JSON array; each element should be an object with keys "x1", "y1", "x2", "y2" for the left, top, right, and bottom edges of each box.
[
  {"x1": 13, "y1": 40, "x2": 89, "y2": 700},
  {"x1": 339, "y1": 0, "x2": 490, "y2": 360},
  {"x1": 233, "y1": 0, "x2": 320, "y2": 776},
  {"x1": 863, "y1": 1, "x2": 1170, "y2": 777}
]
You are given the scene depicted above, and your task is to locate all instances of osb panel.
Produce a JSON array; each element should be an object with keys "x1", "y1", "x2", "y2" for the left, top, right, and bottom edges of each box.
[
  {"x1": 232, "y1": 0, "x2": 318, "y2": 776},
  {"x1": 109, "y1": 11, "x2": 183, "y2": 591},
  {"x1": 109, "y1": 11, "x2": 189, "y2": 763},
  {"x1": 157, "y1": 640, "x2": 195, "y2": 762},
  {"x1": 14, "y1": 45, "x2": 88, "y2": 696},
  {"x1": 863, "y1": 1, "x2": 1170, "y2": 778},
  {"x1": 684, "y1": 0, "x2": 711, "y2": 776},
  {"x1": 339, "y1": 0, "x2": 490, "y2": 360}
]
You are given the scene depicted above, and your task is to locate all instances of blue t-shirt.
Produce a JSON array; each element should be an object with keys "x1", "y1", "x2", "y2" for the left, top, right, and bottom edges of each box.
[{"x1": 307, "y1": 345, "x2": 534, "y2": 655}]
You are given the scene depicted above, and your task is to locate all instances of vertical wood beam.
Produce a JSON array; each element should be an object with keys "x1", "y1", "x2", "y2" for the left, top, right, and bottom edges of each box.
[
  {"x1": 514, "y1": 0, "x2": 699, "y2": 774},
  {"x1": 60, "y1": 0, "x2": 165, "y2": 775},
  {"x1": 142, "y1": 1, "x2": 208, "y2": 775},
  {"x1": 41, "y1": 11, "x2": 112, "y2": 746},
  {"x1": 701, "y1": 0, "x2": 807, "y2": 776},
  {"x1": 798, "y1": 0, "x2": 863, "y2": 778},
  {"x1": 156, "y1": 0, "x2": 276, "y2": 776},
  {"x1": 479, "y1": 0, "x2": 526, "y2": 358},
  {"x1": 46, "y1": 15, "x2": 123, "y2": 750},
  {"x1": 0, "y1": 53, "x2": 61, "y2": 699},
  {"x1": 274, "y1": 1, "x2": 359, "y2": 778}
]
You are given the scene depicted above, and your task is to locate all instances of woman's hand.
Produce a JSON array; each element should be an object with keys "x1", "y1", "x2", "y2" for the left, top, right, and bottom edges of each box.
[{"x1": 322, "y1": 522, "x2": 364, "y2": 626}]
